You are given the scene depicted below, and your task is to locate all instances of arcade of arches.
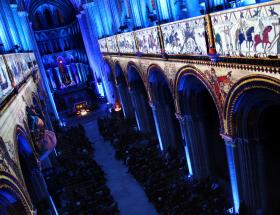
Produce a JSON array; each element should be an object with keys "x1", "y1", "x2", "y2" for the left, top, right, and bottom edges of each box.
[{"x1": 102, "y1": 55, "x2": 280, "y2": 215}]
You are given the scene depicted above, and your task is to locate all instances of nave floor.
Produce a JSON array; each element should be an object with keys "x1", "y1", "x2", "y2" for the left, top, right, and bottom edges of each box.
[{"x1": 68, "y1": 109, "x2": 157, "y2": 215}]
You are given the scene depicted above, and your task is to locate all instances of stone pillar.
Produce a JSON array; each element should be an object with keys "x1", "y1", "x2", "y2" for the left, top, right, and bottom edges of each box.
[
  {"x1": 46, "y1": 69, "x2": 56, "y2": 90},
  {"x1": 176, "y1": 113, "x2": 194, "y2": 175},
  {"x1": 30, "y1": 167, "x2": 58, "y2": 214},
  {"x1": 150, "y1": 101, "x2": 176, "y2": 152},
  {"x1": 234, "y1": 137, "x2": 266, "y2": 214},
  {"x1": 66, "y1": 65, "x2": 73, "y2": 82},
  {"x1": 21, "y1": 13, "x2": 60, "y2": 121},
  {"x1": 80, "y1": 64, "x2": 87, "y2": 82},
  {"x1": 0, "y1": 11, "x2": 14, "y2": 50},
  {"x1": 76, "y1": 64, "x2": 83, "y2": 83},
  {"x1": 129, "y1": 89, "x2": 152, "y2": 133},
  {"x1": 71, "y1": 64, "x2": 80, "y2": 84},
  {"x1": 116, "y1": 84, "x2": 134, "y2": 118},
  {"x1": 49, "y1": 69, "x2": 57, "y2": 90},
  {"x1": 178, "y1": 114, "x2": 210, "y2": 179},
  {"x1": 54, "y1": 67, "x2": 62, "y2": 89},
  {"x1": 0, "y1": 1, "x2": 21, "y2": 48},
  {"x1": 10, "y1": 4, "x2": 28, "y2": 50},
  {"x1": 76, "y1": 10, "x2": 99, "y2": 82},
  {"x1": 221, "y1": 134, "x2": 240, "y2": 214},
  {"x1": 150, "y1": 102, "x2": 164, "y2": 151}
]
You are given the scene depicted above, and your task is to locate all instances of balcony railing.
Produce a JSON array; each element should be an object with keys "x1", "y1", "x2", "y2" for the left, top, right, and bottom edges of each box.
[
  {"x1": 0, "y1": 52, "x2": 37, "y2": 106},
  {"x1": 99, "y1": 1, "x2": 280, "y2": 60}
]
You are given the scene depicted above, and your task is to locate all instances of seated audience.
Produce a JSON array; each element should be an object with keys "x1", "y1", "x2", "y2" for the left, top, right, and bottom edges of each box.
[{"x1": 98, "y1": 115, "x2": 232, "y2": 215}]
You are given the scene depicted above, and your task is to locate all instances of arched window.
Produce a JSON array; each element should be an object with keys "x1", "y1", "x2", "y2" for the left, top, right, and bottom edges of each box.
[
  {"x1": 35, "y1": 12, "x2": 42, "y2": 29},
  {"x1": 44, "y1": 9, "x2": 53, "y2": 26},
  {"x1": 56, "y1": 9, "x2": 64, "y2": 25}
]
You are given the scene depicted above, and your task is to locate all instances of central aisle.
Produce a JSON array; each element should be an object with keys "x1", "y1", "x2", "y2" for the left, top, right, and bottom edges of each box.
[{"x1": 82, "y1": 115, "x2": 158, "y2": 215}]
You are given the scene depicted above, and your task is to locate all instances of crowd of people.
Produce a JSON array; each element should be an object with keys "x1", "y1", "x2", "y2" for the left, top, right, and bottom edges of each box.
[
  {"x1": 43, "y1": 125, "x2": 119, "y2": 215},
  {"x1": 98, "y1": 115, "x2": 233, "y2": 215}
]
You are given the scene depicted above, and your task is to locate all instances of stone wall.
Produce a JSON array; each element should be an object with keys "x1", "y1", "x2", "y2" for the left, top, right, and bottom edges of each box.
[
  {"x1": 104, "y1": 55, "x2": 280, "y2": 134},
  {"x1": 0, "y1": 77, "x2": 38, "y2": 214}
]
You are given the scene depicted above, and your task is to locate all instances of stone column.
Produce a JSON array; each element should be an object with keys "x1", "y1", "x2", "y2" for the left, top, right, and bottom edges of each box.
[
  {"x1": 10, "y1": 4, "x2": 28, "y2": 50},
  {"x1": 150, "y1": 102, "x2": 164, "y2": 151},
  {"x1": 80, "y1": 64, "x2": 87, "y2": 82},
  {"x1": 71, "y1": 64, "x2": 79, "y2": 84},
  {"x1": 46, "y1": 69, "x2": 56, "y2": 90},
  {"x1": 176, "y1": 113, "x2": 194, "y2": 176},
  {"x1": 0, "y1": 1, "x2": 21, "y2": 48},
  {"x1": 129, "y1": 89, "x2": 152, "y2": 133},
  {"x1": 66, "y1": 65, "x2": 73, "y2": 82},
  {"x1": 20, "y1": 12, "x2": 60, "y2": 121},
  {"x1": 178, "y1": 114, "x2": 210, "y2": 179},
  {"x1": 0, "y1": 11, "x2": 14, "y2": 50},
  {"x1": 234, "y1": 137, "x2": 266, "y2": 214},
  {"x1": 76, "y1": 10, "x2": 99, "y2": 82},
  {"x1": 54, "y1": 67, "x2": 62, "y2": 89},
  {"x1": 49, "y1": 69, "x2": 57, "y2": 90},
  {"x1": 30, "y1": 167, "x2": 58, "y2": 214},
  {"x1": 76, "y1": 64, "x2": 83, "y2": 83},
  {"x1": 116, "y1": 83, "x2": 134, "y2": 118},
  {"x1": 221, "y1": 134, "x2": 240, "y2": 214},
  {"x1": 150, "y1": 101, "x2": 176, "y2": 152}
]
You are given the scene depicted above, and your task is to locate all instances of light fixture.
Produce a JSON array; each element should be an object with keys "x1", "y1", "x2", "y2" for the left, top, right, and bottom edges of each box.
[
  {"x1": 114, "y1": 102, "x2": 122, "y2": 112},
  {"x1": 80, "y1": 109, "x2": 87, "y2": 116}
]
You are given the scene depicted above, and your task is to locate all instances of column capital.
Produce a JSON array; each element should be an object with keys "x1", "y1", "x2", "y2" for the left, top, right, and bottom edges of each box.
[
  {"x1": 149, "y1": 101, "x2": 156, "y2": 110},
  {"x1": 220, "y1": 133, "x2": 233, "y2": 142},
  {"x1": 76, "y1": 12, "x2": 84, "y2": 19},
  {"x1": 175, "y1": 112, "x2": 183, "y2": 120},
  {"x1": 220, "y1": 133, "x2": 237, "y2": 147},
  {"x1": 9, "y1": 4, "x2": 18, "y2": 9},
  {"x1": 82, "y1": 2, "x2": 95, "y2": 9},
  {"x1": 18, "y1": 11, "x2": 28, "y2": 17}
]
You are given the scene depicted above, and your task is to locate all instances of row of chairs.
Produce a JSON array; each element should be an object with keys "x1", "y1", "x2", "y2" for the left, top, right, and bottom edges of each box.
[{"x1": 44, "y1": 125, "x2": 120, "y2": 215}]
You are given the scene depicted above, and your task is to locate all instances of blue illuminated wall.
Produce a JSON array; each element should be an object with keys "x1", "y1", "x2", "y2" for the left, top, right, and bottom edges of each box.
[
  {"x1": 83, "y1": 0, "x2": 271, "y2": 39},
  {"x1": 0, "y1": 0, "x2": 33, "y2": 52}
]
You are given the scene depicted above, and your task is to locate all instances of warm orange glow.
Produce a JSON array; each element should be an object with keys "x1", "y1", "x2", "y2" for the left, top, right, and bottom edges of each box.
[{"x1": 114, "y1": 102, "x2": 122, "y2": 112}]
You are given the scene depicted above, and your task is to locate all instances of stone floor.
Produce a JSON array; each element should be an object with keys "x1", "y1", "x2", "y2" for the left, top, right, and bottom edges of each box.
[{"x1": 67, "y1": 108, "x2": 157, "y2": 215}]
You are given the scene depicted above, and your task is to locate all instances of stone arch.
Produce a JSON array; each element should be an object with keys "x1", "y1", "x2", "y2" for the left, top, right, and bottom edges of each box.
[
  {"x1": 114, "y1": 61, "x2": 134, "y2": 118},
  {"x1": 114, "y1": 61, "x2": 129, "y2": 86},
  {"x1": 14, "y1": 125, "x2": 35, "y2": 169},
  {"x1": 175, "y1": 66, "x2": 224, "y2": 130},
  {"x1": 147, "y1": 64, "x2": 174, "y2": 104},
  {"x1": 102, "y1": 59, "x2": 118, "y2": 105},
  {"x1": 126, "y1": 62, "x2": 155, "y2": 134},
  {"x1": 147, "y1": 63, "x2": 183, "y2": 153},
  {"x1": 174, "y1": 66, "x2": 229, "y2": 183},
  {"x1": 126, "y1": 61, "x2": 150, "y2": 94},
  {"x1": 224, "y1": 74, "x2": 280, "y2": 136},
  {"x1": 104, "y1": 59, "x2": 117, "y2": 83},
  {"x1": 223, "y1": 75, "x2": 280, "y2": 214},
  {"x1": 14, "y1": 125, "x2": 56, "y2": 213},
  {"x1": 0, "y1": 171, "x2": 33, "y2": 214}
]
